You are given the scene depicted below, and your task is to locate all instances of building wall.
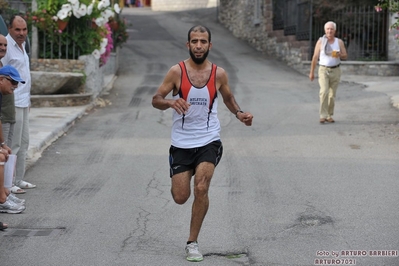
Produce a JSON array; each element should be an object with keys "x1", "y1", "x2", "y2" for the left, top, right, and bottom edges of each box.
[
  {"x1": 151, "y1": 0, "x2": 217, "y2": 11},
  {"x1": 218, "y1": 0, "x2": 309, "y2": 74}
]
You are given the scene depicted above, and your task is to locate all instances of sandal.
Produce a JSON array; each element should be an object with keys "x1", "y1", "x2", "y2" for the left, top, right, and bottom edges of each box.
[
  {"x1": 0, "y1": 222, "x2": 8, "y2": 230},
  {"x1": 10, "y1": 185, "x2": 26, "y2": 194},
  {"x1": 16, "y1": 181, "x2": 36, "y2": 189}
]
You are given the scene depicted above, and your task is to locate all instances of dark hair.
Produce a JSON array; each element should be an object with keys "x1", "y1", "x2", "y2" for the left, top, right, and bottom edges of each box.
[
  {"x1": 187, "y1": 25, "x2": 211, "y2": 42},
  {"x1": 8, "y1": 15, "x2": 26, "y2": 29}
]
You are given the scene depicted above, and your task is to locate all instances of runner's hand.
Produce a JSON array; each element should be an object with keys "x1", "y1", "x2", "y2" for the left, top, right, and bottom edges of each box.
[{"x1": 171, "y1": 98, "x2": 191, "y2": 115}]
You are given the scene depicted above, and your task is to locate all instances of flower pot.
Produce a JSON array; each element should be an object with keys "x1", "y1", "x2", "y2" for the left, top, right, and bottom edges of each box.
[
  {"x1": 91, "y1": 20, "x2": 98, "y2": 29},
  {"x1": 57, "y1": 20, "x2": 68, "y2": 31},
  {"x1": 109, "y1": 20, "x2": 119, "y2": 31}
]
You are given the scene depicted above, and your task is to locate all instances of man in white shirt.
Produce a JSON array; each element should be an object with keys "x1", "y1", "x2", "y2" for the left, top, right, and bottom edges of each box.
[
  {"x1": 1, "y1": 15, "x2": 35, "y2": 190},
  {"x1": 309, "y1": 21, "x2": 348, "y2": 124}
]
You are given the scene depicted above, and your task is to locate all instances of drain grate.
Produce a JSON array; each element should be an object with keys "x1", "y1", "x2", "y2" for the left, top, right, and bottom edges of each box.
[{"x1": 2, "y1": 227, "x2": 65, "y2": 237}]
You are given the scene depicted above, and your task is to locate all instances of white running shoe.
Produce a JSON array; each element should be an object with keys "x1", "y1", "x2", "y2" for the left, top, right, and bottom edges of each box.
[
  {"x1": 7, "y1": 193, "x2": 25, "y2": 205},
  {"x1": 0, "y1": 199, "x2": 26, "y2": 214},
  {"x1": 185, "y1": 241, "x2": 204, "y2": 262}
]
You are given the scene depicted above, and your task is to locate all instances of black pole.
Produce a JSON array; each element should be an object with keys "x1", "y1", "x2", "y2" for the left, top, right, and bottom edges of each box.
[{"x1": 309, "y1": 0, "x2": 313, "y2": 60}]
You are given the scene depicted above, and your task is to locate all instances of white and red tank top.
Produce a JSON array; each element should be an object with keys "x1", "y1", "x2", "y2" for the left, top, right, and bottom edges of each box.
[{"x1": 171, "y1": 61, "x2": 221, "y2": 148}]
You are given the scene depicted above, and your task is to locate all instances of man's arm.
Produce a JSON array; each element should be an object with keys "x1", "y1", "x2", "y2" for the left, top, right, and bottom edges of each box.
[
  {"x1": 309, "y1": 39, "x2": 321, "y2": 81},
  {"x1": 338, "y1": 39, "x2": 348, "y2": 60},
  {"x1": 217, "y1": 67, "x2": 253, "y2": 126},
  {"x1": 152, "y1": 65, "x2": 190, "y2": 115},
  {"x1": 0, "y1": 122, "x2": 11, "y2": 160}
]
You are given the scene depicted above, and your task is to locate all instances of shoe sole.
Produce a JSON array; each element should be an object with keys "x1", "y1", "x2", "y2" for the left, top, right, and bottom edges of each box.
[
  {"x1": 0, "y1": 209, "x2": 24, "y2": 214},
  {"x1": 186, "y1": 257, "x2": 204, "y2": 262}
]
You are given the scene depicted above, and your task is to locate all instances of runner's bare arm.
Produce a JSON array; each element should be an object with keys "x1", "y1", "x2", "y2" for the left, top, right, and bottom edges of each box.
[
  {"x1": 217, "y1": 68, "x2": 253, "y2": 126},
  {"x1": 152, "y1": 65, "x2": 190, "y2": 115}
]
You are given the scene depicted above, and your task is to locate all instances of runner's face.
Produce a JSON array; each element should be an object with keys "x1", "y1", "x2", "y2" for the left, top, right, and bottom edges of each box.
[{"x1": 187, "y1": 31, "x2": 211, "y2": 64}]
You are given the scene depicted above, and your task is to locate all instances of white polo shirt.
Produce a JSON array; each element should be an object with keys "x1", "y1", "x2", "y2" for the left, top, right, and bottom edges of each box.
[{"x1": 1, "y1": 34, "x2": 31, "y2": 108}]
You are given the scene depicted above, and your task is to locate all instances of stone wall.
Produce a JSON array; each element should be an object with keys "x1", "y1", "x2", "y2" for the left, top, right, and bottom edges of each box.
[
  {"x1": 30, "y1": 48, "x2": 119, "y2": 101},
  {"x1": 218, "y1": 0, "x2": 399, "y2": 76},
  {"x1": 30, "y1": 59, "x2": 86, "y2": 95},
  {"x1": 151, "y1": 0, "x2": 217, "y2": 11},
  {"x1": 31, "y1": 59, "x2": 85, "y2": 72}
]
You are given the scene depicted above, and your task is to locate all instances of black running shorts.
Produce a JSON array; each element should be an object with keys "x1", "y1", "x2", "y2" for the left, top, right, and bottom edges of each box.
[{"x1": 169, "y1": 140, "x2": 223, "y2": 177}]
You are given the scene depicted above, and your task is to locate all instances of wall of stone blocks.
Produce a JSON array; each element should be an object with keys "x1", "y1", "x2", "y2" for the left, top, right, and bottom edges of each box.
[{"x1": 31, "y1": 59, "x2": 85, "y2": 72}]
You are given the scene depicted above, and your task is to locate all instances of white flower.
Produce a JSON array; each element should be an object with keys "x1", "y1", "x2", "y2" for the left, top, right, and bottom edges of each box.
[
  {"x1": 102, "y1": 9, "x2": 114, "y2": 20},
  {"x1": 97, "y1": 1, "x2": 105, "y2": 10},
  {"x1": 68, "y1": 0, "x2": 79, "y2": 5},
  {"x1": 52, "y1": 16, "x2": 58, "y2": 21},
  {"x1": 103, "y1": 0, "x2": 111, "y2": 8},
  {"x1": 100, "y1": 47, "x2": 106, "y2": 54},
  {"x1": 61, "y1": 3, "x2": 72, "y2": 12},
  {"x1": 73, "y1": 9, "x2": 82, "y2": 18},
  {"x1": 87, "y1": 4, "x2": 93, "y2": 15},
  {"x1": 100, "y1": 38, "x2": 108, "y2": 48},
  {"x1": 76, "y1": 3, "x2": 87, "y2": 17},
  {"x1": 113, "y1": 3, "x2": 120, "y2": 14},
  {"x1": 95, "y1": 17, "x2": 106, "y2": 27},
  {"x1": 92, "y1": 49, "x2": 101, "y2": 59},
  {"x1": 57, "y1": 9, "x2": 70, "y2": 21},
  {"x1": 70, "y1": 0, "x2": 79, "y2": 11}
]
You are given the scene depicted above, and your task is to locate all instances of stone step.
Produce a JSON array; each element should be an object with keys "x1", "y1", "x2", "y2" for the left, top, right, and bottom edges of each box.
[{"x1": 31, "y1": 71, "x2": 85, "y2": 95}]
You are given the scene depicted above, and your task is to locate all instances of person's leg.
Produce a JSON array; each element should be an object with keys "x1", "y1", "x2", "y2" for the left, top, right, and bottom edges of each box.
[
  {"x1": 2, "y1": 123, "x2": 11, "y2": 196},
  {"x1": 318, "y1": 66, "x2": 330, "y2": 120},
  {"x1": 188, "y1": 161, "x2": 214, "y2": 242},
  {"x1": 12, "y1": 108, "x2": 30, "y2": 187},
  {"x1": 327, "y1": 68, "x2": 342, "y2": 119},
  {"x1": 4, "y1": 123, "x2": 14, "y2": 148},
  {"x1": 0, "y1": 154, "x2": 6, "y2": 204},
  {"x1": 171, "y1": 171, "x2": 192, "y2": 205},
  {"x1": 11, "y1": 108, "x2": 22, "y2": 185}
]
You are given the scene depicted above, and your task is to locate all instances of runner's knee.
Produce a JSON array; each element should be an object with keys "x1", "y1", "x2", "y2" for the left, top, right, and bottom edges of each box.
[
  {"x1": 194, "y1": 183, "x2": 209, "y2": 198},
  {"x1": 172, "y1": 189, "x2": 190, "y2": 205}
]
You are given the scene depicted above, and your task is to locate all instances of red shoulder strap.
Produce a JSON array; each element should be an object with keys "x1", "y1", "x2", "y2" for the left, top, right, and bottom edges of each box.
[
  {"x1": 178, "y1": 61, "x2": 191, "y2": 101},
  {"x1": 207, "y1": 64, "x2": 218, "y2": 111}
]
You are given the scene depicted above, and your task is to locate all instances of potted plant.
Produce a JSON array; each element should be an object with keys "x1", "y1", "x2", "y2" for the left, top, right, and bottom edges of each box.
[
  {"x1": 27, "y1": 0, "x2": 122, "y2": 60},
  {"x1": 111, "y1": 14, "x2": 129, "y2": 49}
]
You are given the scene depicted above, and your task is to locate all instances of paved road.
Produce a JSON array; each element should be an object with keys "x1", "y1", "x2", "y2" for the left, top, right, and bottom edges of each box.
[{"x1": 1, "y1": 7, "x2": 399, "y2": 266}]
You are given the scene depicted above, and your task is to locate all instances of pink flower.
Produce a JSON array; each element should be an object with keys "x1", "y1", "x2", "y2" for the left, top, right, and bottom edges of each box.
[
  {"x1": 100, "y1": 23, "x2": 114, "y2": 66},
  {"x1": 375, "y1": 6, "x2": 383, "y2": 12}
]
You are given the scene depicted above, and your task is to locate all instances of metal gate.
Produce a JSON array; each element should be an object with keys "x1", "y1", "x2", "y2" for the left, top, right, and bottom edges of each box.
[{"x1": 272, "y1": 0, "x2": 389, "y2": 61}]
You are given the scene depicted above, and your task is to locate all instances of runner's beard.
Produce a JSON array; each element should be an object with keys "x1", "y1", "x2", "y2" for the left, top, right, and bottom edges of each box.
[{"x1": 189, "y1": 49, "x2": 209, "y2": 64}]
